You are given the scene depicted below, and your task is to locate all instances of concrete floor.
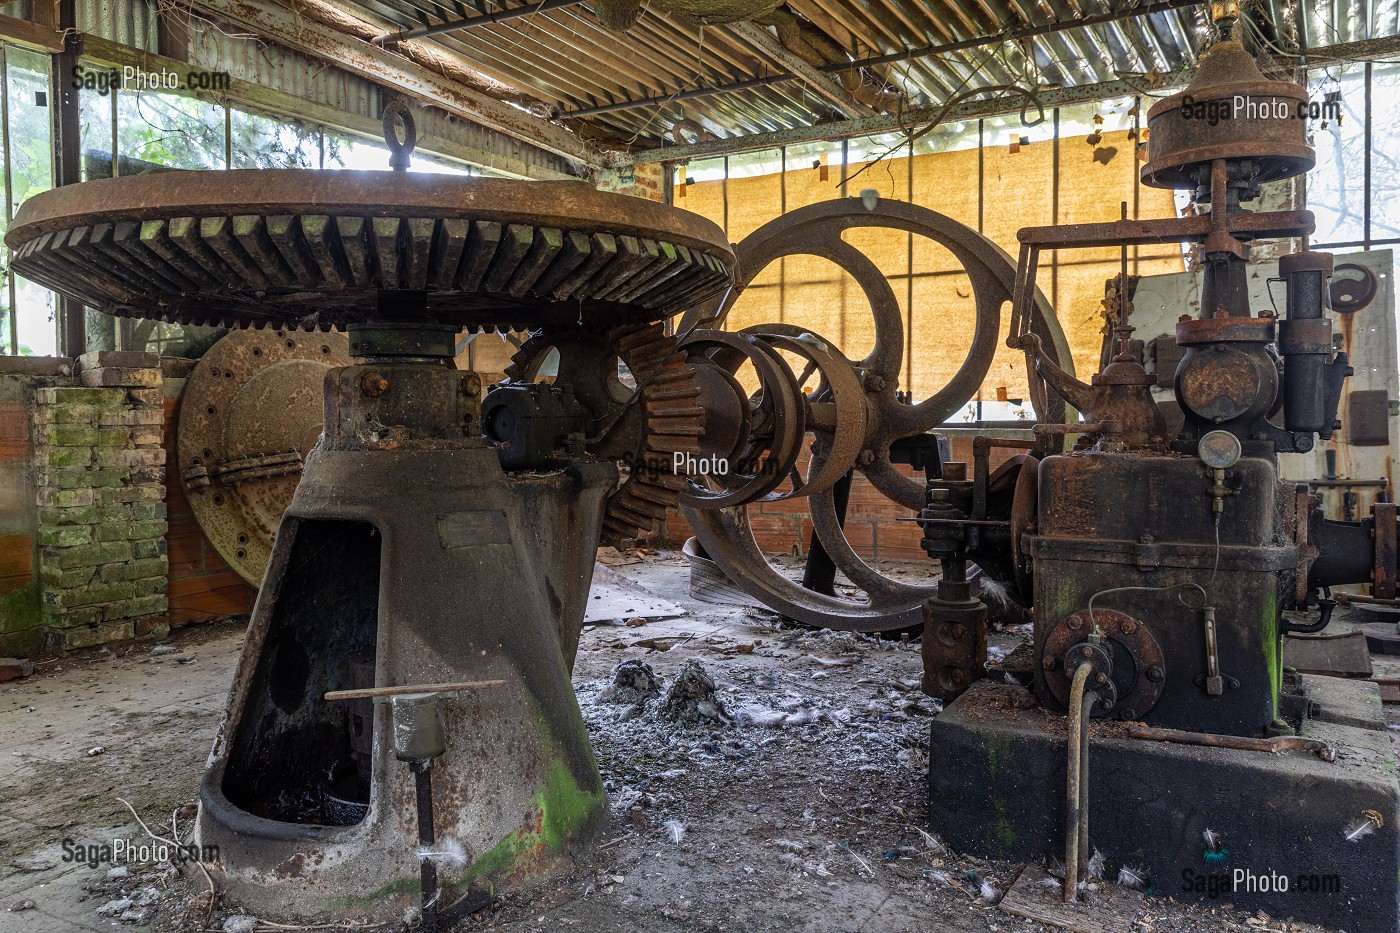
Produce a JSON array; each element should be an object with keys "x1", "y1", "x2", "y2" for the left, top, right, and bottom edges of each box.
[{"x1": 0, "y1": 551, "x2": 1374, "y2": 933}]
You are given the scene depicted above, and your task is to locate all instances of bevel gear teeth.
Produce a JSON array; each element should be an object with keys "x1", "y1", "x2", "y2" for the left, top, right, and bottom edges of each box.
[{"x1": 504, "y1": 323, "x2": 704, "y2": 547}]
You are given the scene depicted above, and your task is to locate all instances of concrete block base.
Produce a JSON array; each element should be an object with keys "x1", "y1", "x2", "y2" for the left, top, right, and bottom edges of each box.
[{"x1": 929, "y1": 677, "x2": 1400, "y2": 933}]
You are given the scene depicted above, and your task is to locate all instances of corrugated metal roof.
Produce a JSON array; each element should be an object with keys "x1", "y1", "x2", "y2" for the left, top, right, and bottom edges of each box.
[
  {"x1": 326, "y1": 0, "x2": 1400, "y2": 150},
  {"x1": 69, "y1": 0, "x2": 577, "y2": 177}
]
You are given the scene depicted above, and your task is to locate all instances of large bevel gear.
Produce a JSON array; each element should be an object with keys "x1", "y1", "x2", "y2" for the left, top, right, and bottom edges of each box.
[{"x1": 505, "y1": 322, "x2": 703, "y2": 545}]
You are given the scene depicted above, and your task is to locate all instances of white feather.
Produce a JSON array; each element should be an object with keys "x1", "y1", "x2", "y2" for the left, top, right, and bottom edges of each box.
[
  {"x1": 1202, "y1": 828, "x2": 1222, "y2": 852},
  {"x1": 979, "y1": 879, "x2": 1003, "y2": 903},
  {"x1": 1343, "y1": 811, "x2": 1382, "y2": 843},
  {"x1": 415, "y1": 837, "x2": 468, "y2": 870},
  {"x1": 1117, "y1": 865, "x2": 1147, "y2": 890},
  {"x1": 663, "y1": 819, "x2": 686, "y2": 844},
  {"x1": 1088, "y1": 849, "x2": 1106, "y2": 880}
]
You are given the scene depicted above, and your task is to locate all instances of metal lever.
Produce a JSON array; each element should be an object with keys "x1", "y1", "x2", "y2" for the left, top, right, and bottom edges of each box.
[{"x1": 1202, "y1": 607, "x2": 1223, "y2": 696}]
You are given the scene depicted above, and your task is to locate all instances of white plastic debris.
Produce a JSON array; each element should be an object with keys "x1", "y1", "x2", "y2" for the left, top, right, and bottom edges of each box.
[
  {"x1": 222, "y1": 915, "x2": 258, "y2": 933},
  {"x1": 86, "y1": 746, "x2": 105, "y2": 757}
]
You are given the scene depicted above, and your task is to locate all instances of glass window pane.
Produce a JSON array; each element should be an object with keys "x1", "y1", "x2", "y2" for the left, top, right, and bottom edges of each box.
[
  {"x1": 1306, "y1": 63, "x2": 1366, "y2": 245},
  {"x1": 7, "y1": 45, "x2": 52, "y2": 212},
  {"x1": 1369, "y1": 63, "x2": 1400, "y2": 241},
  {"x1": 117, "y1": 90, "x2": 225, "y2": 171},
  {"x1": 78, "y1": 70, "x2": 115, "y2": 180},
  {"x1": 7, "y1": 45, "x2": 56, "y2": 355},
  {"x1": 410, "y1": 151, "x2": 474, "y2": 176},
  {"x1": 230, "y1": 108, "x2": 320, "y2": 168},
  {"x1": 322, "y1": 131, "x2": 393, "y2": 171},
  {"x1": 13, "y1": 275, "x2": 56, "y2": 356}
]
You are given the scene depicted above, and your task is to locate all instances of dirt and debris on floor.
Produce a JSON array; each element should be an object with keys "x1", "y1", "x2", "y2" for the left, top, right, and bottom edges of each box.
[{"x1": 0, "y1": 550, "x2": 1371, "y2": 932}]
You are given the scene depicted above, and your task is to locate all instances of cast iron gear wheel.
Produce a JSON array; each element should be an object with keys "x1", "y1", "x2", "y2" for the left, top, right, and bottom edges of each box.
[{"x1": 505, "y1": 322, "x2": 703, "y2": 546}]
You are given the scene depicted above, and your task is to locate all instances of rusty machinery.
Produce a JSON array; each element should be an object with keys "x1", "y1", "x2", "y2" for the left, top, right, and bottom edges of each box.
[
  {"x1": 660, "y1": 12, "x2": 1397, "y2": 931},
  {"x1": 6, "y1": 169, "x2": 733, "y2": 922},
  {"x1": 916, "y1": 17, "x2": 1399, "y2": 932}
]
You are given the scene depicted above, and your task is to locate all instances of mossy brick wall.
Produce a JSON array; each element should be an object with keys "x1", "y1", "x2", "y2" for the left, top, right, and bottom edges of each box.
[
  {"x1": 33, "y1": 351, "x2": 170, "y2": 650},
  {"x1": 0, "y1": 357, "x2": 74, "y2": 655}
]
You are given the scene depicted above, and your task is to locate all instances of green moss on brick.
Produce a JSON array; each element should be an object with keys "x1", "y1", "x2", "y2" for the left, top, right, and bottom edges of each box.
[
  {"x1": 37, "y1": 525, "x2": 93, "y2": 548},
  {"x1": 0, "y1": 580, "x2": 43, "y2": 634},
  {"x1": 97, "y1": 521, "x2": 167, "y2": 542}
]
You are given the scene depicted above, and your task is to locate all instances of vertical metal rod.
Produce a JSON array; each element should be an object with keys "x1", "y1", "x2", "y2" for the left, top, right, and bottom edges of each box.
[
  {"x1": 414, "y1": 765, "x2": 439, "y2": 932},
  {"x1": 52, "y1": 0, "x2": 83, "y2": 356},
  {"x1": 1076, "y1": 689, "x2": 1092, "y2": 884},
  {"x1": 840, "y1": 138, "x2": 849, "y2": 199},
  {"x1": 1051, "y1": 107, "x2": 1061, "y2": 313},
  {"x1": 1364, "y1": 62, "x2": 1373, "y2": 250},
  {"x1": 906, "y1": 135, "x2": 914, "y2": 399},
  {"x1": 976, "y1": 119, "x2": 984, "y2": 234},
  {"x1": 110, "y1": 84, "x2": 119, "y2": 176},
  {"x1": 223, "y1": 102, "x2": 232, "y2": 169},
  {"x1": 800, "y1": 471, "x2": 852, "y2": 595},
  {"x1": 722, "y1": 155, "x2": 729, "y2": 237},
  {"x1": 779, "y1": 145, "x2": 786, "y2": 325},
  {"x1": 1, "y1": 43, "x2": 14, "y2": 354},
  {"x1": 1132, "y1": 95, "x2": 1142, "y2": 275},
  {"x1": 1063, "y1": 663, "x2": 1092, "y2": 902}
]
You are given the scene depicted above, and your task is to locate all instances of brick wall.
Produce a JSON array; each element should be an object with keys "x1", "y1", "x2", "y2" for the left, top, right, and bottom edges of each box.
[
  {"x1": 0, "y1": 357, "x2": 72, "y2": 655},
  {"x1": 0, "y1": 353, "x2": 254, "y2": 656},
  {"x1": 659, "y1": 430, "x2": 1031, "y2": 561},
  {"x1": 596, "y1": 161, "x2": 665, "y2": 203},
  {"x1": 32, "y1": 352, "x2": 169, "y2": 649}
]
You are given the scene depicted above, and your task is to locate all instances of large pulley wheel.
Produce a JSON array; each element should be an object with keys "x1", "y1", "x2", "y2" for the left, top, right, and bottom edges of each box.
[
  {"x1": 682, "y1": 198, "x2": 1072, "y2": 631},
  {"x1": 179, "y1": 328, "x2": 351, "y2": 585}
]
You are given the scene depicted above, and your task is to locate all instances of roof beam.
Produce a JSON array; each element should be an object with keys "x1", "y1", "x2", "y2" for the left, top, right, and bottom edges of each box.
[
  {"x1": 186, "y1": 0, "x2": 598, "y2": 168},
  {"x1": 626, "y1": 71, "x2": 1190, "y2": 163},
  {"x1": 566, "y1": 0, "x2": 1201, "y2": 119},
  {"x1": 727, "y1": 20, "x2": 871, "y2": 119},
  {"x1": 373, "y1": 0, "x2": 588, "y2": 46}
]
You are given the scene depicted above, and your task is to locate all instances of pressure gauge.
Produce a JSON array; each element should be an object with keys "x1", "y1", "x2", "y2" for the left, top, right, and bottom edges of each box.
[{"x1": 1199, "y1": 430, "x2": 1243, "y2": 469}]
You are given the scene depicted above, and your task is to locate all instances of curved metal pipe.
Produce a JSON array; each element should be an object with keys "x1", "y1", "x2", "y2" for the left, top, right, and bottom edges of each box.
[{"x1": 1064, "y1": 663, "x2": 1093, "y2": 902}]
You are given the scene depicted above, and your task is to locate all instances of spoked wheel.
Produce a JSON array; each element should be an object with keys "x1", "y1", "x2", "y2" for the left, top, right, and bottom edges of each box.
[{"x1": 681, "y1": 198, "x2": 1073, "y2": 631}]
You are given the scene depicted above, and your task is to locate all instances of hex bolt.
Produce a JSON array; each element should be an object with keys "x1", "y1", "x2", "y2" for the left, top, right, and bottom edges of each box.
[
  {"x1": 1080, "y1": 646, "x2": 1094, "y2": 658},
  {"x1": 1147, "y1": 665, "x2": 1165, "y2": 682},
  {"x1": 361, "y1": 371, "x2": 389, "y2": 397},
  {"x1": 863, "y1": 373, "x2": 886, "y2": 392},
  {"x1": 1120, "y1": 619, "x2": 1137, "y2": 634},
  {"x1": 1042, "y1": 656, "x2": 1056, "y2": 671},
  {"x1": 1094, "y1": 672, "x2": 1108, "y2": 685},
  {"x1": 949, "y1": 623, "x2": 966, "y2": 640},
  {"x1": 1067, "y1": 616, "x2": 1082, "y2": 630},
  {"x1": 461, "y1": 372, "x2": 482, "y2": 396},
  {"x1": 858, "y1": 449, "x2": 875, "y2": 466}
]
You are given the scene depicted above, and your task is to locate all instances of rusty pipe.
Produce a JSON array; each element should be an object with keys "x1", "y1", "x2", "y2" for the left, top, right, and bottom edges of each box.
[
  {"x1": 1127, "y1": 726, "x2": 1337, "y2": 761},
  {"x1": 1064, "y1": 663, "x2": 1094, "y2": 902}
]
